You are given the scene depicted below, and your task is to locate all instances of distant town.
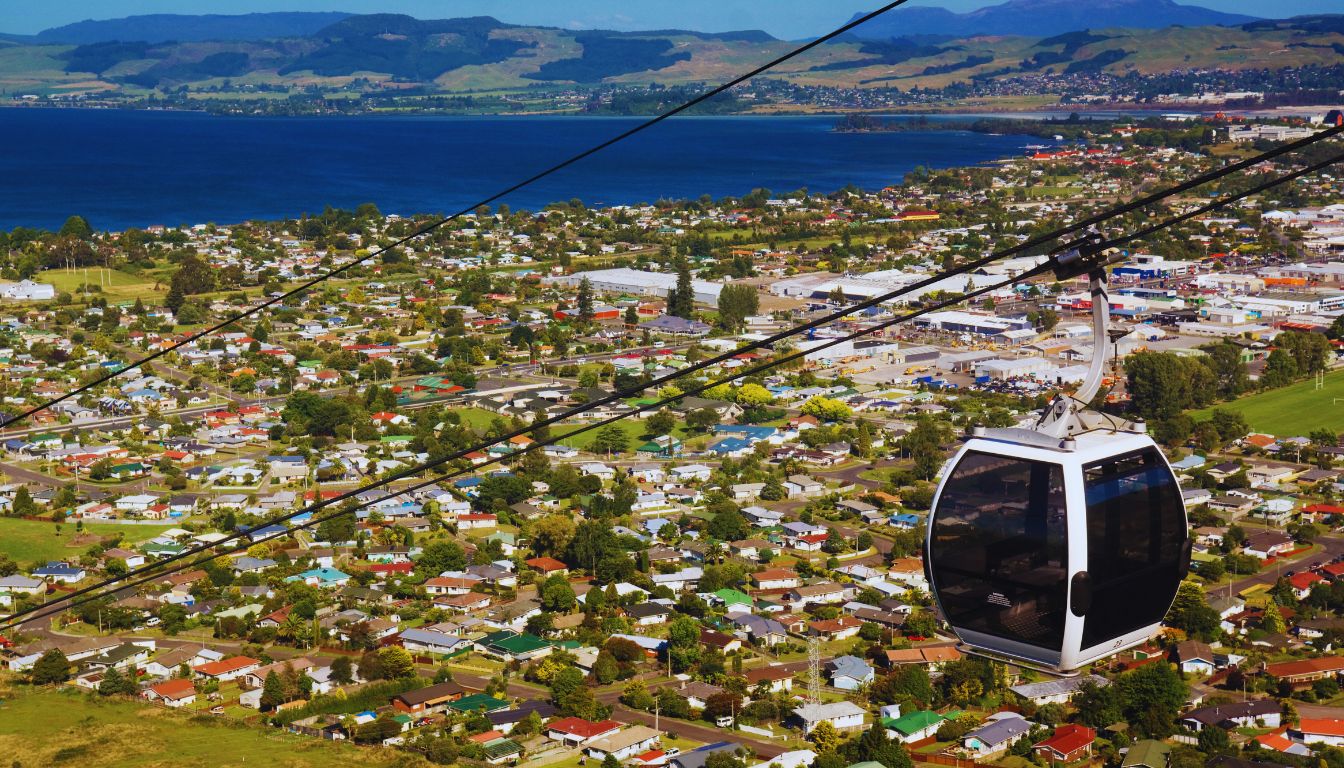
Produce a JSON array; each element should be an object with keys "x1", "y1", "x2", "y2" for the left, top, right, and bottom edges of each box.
[{"x1": 1, "y1": 112, "x2": 1344, "y2": 768}]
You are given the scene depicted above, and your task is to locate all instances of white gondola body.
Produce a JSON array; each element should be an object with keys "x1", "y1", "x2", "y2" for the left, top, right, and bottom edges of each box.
[{"x1": 925, "y1": 428, "x2": 1189, "y2": 673}]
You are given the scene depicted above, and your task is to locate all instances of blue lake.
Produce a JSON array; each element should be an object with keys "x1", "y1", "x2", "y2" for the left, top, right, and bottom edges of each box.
[{"x1": 0, "y1": 109, "x2": 1043, "y2": 230}]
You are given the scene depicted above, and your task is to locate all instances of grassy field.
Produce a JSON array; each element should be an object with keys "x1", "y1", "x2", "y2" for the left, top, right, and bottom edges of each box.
[
  {"x1": 0, "y1": 517, "x2": 172, "y2": 565},
  {"x1": 35, "y1": 268, "x2": 164, "y2": 302},
  {"x1": 1190, "y1": 370, "x2": 1344, "y2": 437},
  {"x1": 0, "y1": 683, "x2": 429, "y2": 768},
  {"x1": 450, "y1": 406, "x2": 701, "y2": 453}
]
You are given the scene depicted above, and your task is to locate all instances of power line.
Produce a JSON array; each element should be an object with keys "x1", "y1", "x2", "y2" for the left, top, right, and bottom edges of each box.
[
  {"x1": 14, "y1": 144, "x2": 1344, "y2": 631},
  {"x1": 0, "y1": 0, "x2": 918, "y2": 433},
  {"x1": 8, "y1": 136, "x2": 1341, "y2": 632}
]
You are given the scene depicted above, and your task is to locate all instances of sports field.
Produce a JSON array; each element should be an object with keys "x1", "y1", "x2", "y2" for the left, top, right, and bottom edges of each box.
[{"x1": 1191, "y1": 369, "x2": 1344, "y2": 437}]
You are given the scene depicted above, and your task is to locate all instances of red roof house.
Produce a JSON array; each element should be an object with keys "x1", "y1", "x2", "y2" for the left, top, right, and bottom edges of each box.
[{"x1": 1033, "y1": 724, "x2": 1095, "y2": 763}]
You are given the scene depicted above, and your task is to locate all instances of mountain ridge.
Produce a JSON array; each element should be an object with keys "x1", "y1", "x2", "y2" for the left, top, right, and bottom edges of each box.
[
  {"x1": 846, "y1": 0, "x2": 1260, "y2": 39},
  {"x1": 31, "y1": 12, "x2": 355, "y2": 44}
]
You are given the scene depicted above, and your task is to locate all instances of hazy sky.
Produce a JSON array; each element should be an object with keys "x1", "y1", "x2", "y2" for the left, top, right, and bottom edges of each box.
[{"x1": 4, "y1": 0, "x2": 1336, "y2": 38}]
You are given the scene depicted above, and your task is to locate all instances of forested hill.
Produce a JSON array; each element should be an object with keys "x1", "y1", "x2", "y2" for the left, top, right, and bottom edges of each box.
[{"x1": 0, "y1": 12, "x2": 1341, "y2": 100}]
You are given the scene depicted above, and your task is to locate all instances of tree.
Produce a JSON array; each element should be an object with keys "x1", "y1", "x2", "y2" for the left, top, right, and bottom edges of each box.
[
  {"x1": 417, "y1": 540, "x2": 466, "y2": 575},
  {"x1": 1125, "y1": 351, "x2": 1215, "y2": 420},
  {"x1": 1261, "y1": 348, "x2": 1299, "y2": 389},
  {"x1": 801, "y1": 396, "x2": 852, "y2": 423},
  {"x1": 532, "y1": 514, "x2": 577, "y2": 558},
  {"x1": 30, "y1": 649, "x2": 70, "y2": 684},
  {"x1": 624, "y1": 305, "x2": 639, "y2": 326},
  {"x1": 10, "y1": 485, "x2": 36, "y2": 518},
  {"x1": 577, "y1": 277, "x2": 595, "y2": 323},
  {"x1": 330, "y1": 655, "x2": 354, "y2": 684},
  {"x1": 703, "y1": 692, "x2": 743, "y2": 721},
  {"x1": 686, "y1": 407, "x2": 720, "y2": 432},
  {"x1": 1210, "y1": 409, "x2": 1248, "y2": 443},
  {"x1": 647, "y1": 409, "x2": 677, "y2": 437},
  {"x1": 541, "y1": 574, "x2": 578, "y2": 612},
  {"x1": 708, "y1": 507, "x2": 750, "y2": 542},
  {"x1": 717, "y1": 284, "x2": 760, "y2": 330},
  {"x1": 98, "y1": 664, "x2": 136, "y2": 696},
  {"x1": 261, "y1": 670, "x2": 286, "y2": 709},
  {"x1": 903, "y1": 418, "x2": 952, "y2": 481},
  {"x1": 621, "y1": 679, "x2": 655, "y2": 710},
  {"x1": 1200, "y1": 341, "x2": 1249, "y2": 399},
  {"x1": 1073, "y1": 679, "x2": 1122, "y2": 728},
  {"x1": 591, "y1": 424, "x2": 631, "y2": 456},
  {"x1": 808, "y1": 720, "x2": 842, "y2": 753},
  {"x1": 847, "y1": 722, "x2": 912, "y2": 768},
  {"x1": 1117, "y1": 662, "x2": 1187, "y2": 738},
  {"x1": 1198, "y1": 723, "x2": 1230, "y2": 754},
  {"x1": 735, "y1": 383, "x2": 773, "y2": 407},
  {"x1": 667, "y1": 615, "x2": 702, "y2": 672},
  {"x1": 1038, "y1": 307, "x2": 1059, "y2": 332},
  {"x1": 1263, "y1": 603, "x2": 1287, "y2": 634},
  {"x1": 1166, "y1": 580, "x2": 1220, "y2": 640},
  {"x1": 59, "y1": 215, "x2": 93, "y2": 239},
  {"x1": 668, "y1": 260, "x2": 695, "y2": 319},
  {"x1": 378, "y1": 646, "x2": 416, "y2": 680},
  {"x1": 593, "y1": 651, "x2": 621, "y2": 685},
  {"x1": 1275, "y1": 329, "x2": 1332, "y2": 375}
]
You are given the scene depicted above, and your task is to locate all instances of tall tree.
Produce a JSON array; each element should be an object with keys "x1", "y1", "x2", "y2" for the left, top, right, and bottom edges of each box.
[
  {"x1": 577, "y1": 277, "x2": 595, "y2": 323},
  {"x1": 30, "y1": 649, "x2": 70, "y2": 684},
  {"x1": 669, "y1": 261, "x2": 695, "y2": 319},
  {"x1": 716, "y1": 284, "x2": 759, "y2": 330}
]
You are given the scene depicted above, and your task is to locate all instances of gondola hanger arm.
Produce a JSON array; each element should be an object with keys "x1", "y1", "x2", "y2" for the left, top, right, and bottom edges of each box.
[{"x1": 1035, "y1": 236, "x2": 1130, "y2": 439}]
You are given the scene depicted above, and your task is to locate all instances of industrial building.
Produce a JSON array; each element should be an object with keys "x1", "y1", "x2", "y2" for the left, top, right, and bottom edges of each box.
[
  {"x1": 911, "y1": 310, "x2": 1033, "y2": 337},
  {"x1": 543, "y1": 268, "x2": 724, "y2": 306}
]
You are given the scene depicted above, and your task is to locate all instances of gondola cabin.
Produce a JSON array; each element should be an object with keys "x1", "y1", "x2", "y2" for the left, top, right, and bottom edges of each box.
[{"x1": 926, "y1": 428, "x2": 1189, "y2": 673}]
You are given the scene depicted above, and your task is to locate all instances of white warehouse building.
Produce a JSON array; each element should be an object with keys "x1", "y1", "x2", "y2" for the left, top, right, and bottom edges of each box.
[{"x1": 543, "y1": 268, "x2": 724, "y2": 306}]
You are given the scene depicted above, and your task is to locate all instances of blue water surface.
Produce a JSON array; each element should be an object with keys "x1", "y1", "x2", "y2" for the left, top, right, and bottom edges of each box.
[{"x1": 0, "y1": 109, "x2": 1040, "y2": 230}]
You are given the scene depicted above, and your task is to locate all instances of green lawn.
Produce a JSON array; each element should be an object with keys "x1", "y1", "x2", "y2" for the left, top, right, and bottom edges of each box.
[
  {"x1": 1191, "y1": 370, "x2": 1344, "y2": 437},
  {"x1": 0, "y1": 684, "x2": 429, "y2": 767},
  {"x1": 0, "y1": 517, "x2": 172, "y2": 565},
  {"x1": 35, "y1": 268, "x2": 164, "y2": 302}
]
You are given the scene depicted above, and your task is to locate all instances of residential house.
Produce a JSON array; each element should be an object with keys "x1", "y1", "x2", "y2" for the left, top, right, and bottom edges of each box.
[
  {"x1": 193, "y1": 655, "x2": 260, "y2": 682},
  {"x1": 829, "y1": 655, "x2": 875, "y2": 691},
  {"x1": 745, "y1": 665, "x2": 794, "y2": 693},
  {"x1": 963, "y1": 713, "x2": 1033, "y2": 758},
  {"x1": 1180, "y1": 699, "x2": 1281, "y2": 732},
  {"x1": 886, "y1": 710, "x2": 947, "y2": 743},
  {"x1": 548, "y1": 717, "x2": 624, "y2": 746},
  {"x1": 392, "y1": 681, "x2": 467, "y2": 714},
  {"x1": 1175, "y1": 640, "x2": 1217, "y2": 676},
  {"x1": 1034, "y1": 724, "x2": 1096, "y2": 763},
  {"x1": 793, "y1": 701, "x2": 866, "y2": 734},
  {"x1": 142, "y1": 678, "x2": 198, "y2": 708},
  {"x1": 585, "y1": 725, "x2": 663, "y2": 761}
]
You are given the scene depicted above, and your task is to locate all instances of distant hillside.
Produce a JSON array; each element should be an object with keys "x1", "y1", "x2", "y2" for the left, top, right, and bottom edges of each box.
[
  {"x1": 847, "y1": 0, "x2": 1260, "y2": 38},
  {"x1": 0, "y1": 11, "x2": 1338, "y2": 102},
  {"x1": 33, "y1": 12, "x2": 353, "y2": 44}
]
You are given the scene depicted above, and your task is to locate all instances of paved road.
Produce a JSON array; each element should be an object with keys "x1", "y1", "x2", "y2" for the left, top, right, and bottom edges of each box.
[
  {"x1": 608, "y1": 702, "x2": 788, "y2": 759},
  {"x1": 1223, "y1": 534, "x2": 1344, "y2": 595}
]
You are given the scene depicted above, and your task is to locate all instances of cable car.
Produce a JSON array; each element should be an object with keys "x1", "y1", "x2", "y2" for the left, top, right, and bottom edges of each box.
[{"x1": 925, "y1": 248, "x2": 1191, "y2": 674}]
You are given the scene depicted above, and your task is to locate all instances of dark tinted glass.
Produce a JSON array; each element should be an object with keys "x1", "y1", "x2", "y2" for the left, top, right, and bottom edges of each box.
[
  {"x1": 1081, "y1": 449, "x2": 1186, "y2": 649},
  {"x1": 929, "y1": 452, "x2": 1068, "y2": 651}
]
